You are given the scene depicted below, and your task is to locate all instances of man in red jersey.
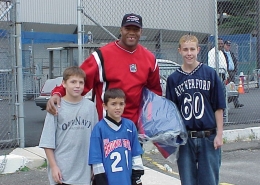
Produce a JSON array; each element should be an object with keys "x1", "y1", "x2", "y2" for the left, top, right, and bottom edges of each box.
[{"x1": 46, "y1": 13, "x2": 162, "y2": 125}]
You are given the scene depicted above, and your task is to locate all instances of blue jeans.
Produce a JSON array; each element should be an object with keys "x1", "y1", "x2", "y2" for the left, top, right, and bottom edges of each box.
[{"x1": 177, "y1": 134, "x2": 221, "y2": 185}]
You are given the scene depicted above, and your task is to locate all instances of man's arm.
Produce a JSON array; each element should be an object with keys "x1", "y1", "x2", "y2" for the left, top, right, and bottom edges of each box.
[
  {"x1": 51, "y1": 54, "x2": 99, "y2": 97},
  {"x1": 231, "y1": 52, "x2": 238, "y2": 72},
  {"x1": 145, "y1": 61, "x2": 162, "y2": 96},
  {"x1": 51, "y1": 85, "x2": 65, "y2": 97},
  {"x1": 47, "y1": 54, "x2": 99, "y2": 115},
  {"x1": 208, "y1": 48, "x2": 216, "y2": 68}
]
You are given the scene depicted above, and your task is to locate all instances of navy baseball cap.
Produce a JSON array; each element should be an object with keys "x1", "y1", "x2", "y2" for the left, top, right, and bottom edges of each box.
[
  {"x1": 224, "y1": 40, "x2": 231, "y2": 45},
  {"x1": 121, "y1": 13, "x2": 142, "y2": 28}
]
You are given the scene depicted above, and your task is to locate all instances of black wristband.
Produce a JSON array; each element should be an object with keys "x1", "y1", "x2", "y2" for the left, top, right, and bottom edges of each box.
[{"x1": 93, "y1": 173, "x2": 108, "y2": 185}]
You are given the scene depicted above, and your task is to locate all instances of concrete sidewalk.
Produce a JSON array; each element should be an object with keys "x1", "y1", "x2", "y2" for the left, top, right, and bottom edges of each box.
[
  {"x1": 1, "y1": 146, "x2": 181, "y2": 184},
  {"x1": 1, "y1": 126, "x2": 260, "y2": 184}
]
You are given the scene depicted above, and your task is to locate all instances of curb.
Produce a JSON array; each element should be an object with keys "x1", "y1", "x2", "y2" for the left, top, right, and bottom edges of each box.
[
  {"x1": 0, "y1": 154, "x2": 28, "y2": 174},
  {"x1": 0, "y1": 147, "x2": 45, "y2": 174},
  {"x1": 223, "y1": 127, "x2": 260, "y2": 143}
]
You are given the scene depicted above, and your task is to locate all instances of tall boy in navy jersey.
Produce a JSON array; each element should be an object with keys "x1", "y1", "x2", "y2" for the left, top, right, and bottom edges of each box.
[
  {"x1": 166, "y1": 35, "x2": 226, "y2": 185},
  {"x1": 89, "y1": 88, "x2": 144, "y2": 185}
]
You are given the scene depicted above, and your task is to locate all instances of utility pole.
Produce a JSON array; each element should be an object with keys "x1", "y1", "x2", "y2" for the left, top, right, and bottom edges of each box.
[{"x1": 257, "y1": 0, "x2": 260, "y2": 69}]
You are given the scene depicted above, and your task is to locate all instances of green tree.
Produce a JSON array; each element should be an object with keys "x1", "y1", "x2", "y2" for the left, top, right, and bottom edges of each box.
[{"x1": 219, "y1": 0, "x2": 256, "y2": 34}]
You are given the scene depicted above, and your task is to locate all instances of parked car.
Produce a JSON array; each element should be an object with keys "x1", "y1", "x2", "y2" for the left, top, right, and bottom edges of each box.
[
  {"x1": 35, "y1": 77, "x2": 63, "y2": 110},
  {"x1": 157, "y1": 59, "x2": 180, "y2": 96},
  {"x1": 35, "y1": 77, "x2": 92, "y2": 110}
]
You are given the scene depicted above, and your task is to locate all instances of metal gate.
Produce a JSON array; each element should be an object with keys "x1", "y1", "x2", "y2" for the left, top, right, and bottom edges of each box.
[{"x1": 0, "y1": 0, "x2": 18, "y2": 152}]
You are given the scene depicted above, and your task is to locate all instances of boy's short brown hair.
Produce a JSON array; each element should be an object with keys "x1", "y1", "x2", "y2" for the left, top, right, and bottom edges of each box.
[
  {"x1": 178, "y1": 34, "x2": 199, "y2": 48},
  {"x1": 103, "y1": 88, "x2": 126, "y2": 105},
  {"x1": 63, "y1": 66, "x2": 86, "y2": 82}
]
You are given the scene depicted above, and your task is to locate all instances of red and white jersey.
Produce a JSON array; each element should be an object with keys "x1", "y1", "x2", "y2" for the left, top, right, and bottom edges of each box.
[{"x1": 52, "y1": 41, "x2": 162, "y2": 125}]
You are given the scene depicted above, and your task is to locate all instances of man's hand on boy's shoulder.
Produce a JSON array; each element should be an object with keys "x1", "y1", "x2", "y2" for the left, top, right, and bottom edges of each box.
[{"x1": 46, "y1": 94, "x2": 61, "y2": 115}]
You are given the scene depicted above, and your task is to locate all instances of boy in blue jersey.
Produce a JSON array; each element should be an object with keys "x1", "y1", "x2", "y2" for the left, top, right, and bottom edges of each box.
[
  {"x1": 88, "y1": 88, "x2": 144, "y2": 185},
  {"x1": 166, "y1": 35, "x2": 226, "y2": 185}
]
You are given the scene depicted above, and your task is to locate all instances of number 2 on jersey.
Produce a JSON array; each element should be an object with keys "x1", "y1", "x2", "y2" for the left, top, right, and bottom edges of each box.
[{"x1": 110, "y1": 150, "x2": 128, "y2": 172}]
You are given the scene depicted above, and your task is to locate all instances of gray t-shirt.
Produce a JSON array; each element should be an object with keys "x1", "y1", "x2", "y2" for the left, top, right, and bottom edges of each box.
[{"x1": 39, "y1": 98, "x2": 98, "y2": 185}]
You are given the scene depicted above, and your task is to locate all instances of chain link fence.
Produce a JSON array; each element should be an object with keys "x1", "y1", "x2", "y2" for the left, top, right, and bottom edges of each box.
[
  {"x1": 80, "y1": 0, "x2": 212, "y2": 65},
  {"x1": 79, "y1": 0, "x2": 260, "y2": 124},
  {"x1": 0, "y1": 0, "x2": 18, "y2": 152},
  {"x1": 214, "y1": 0, "x2": 260, "y2": 124}
]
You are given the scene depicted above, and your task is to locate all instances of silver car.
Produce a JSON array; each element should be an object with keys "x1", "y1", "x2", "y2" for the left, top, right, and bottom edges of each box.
[{"x1": 34, "y1": 77, "x2": 92, "y2": 110}]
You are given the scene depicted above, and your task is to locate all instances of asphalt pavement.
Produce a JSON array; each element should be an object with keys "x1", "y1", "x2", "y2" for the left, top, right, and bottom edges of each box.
[{"x1": 225, "y1": 88, "x2": 260, "y2": 124}]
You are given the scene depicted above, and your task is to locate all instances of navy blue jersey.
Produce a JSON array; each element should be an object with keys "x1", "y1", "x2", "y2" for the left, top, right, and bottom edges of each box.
[
  {"x1": 166, "y1": 63, "x2": 226, "y2": 130},
  {"x1": 88, "y1": 118, "x2": 143, "y2": 185}
]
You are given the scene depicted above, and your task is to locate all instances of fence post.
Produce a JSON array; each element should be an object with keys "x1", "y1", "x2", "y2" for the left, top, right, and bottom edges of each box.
[
  {"x1": 77, "y1": 0, "x2": 83, "y2": 65},
  {"x1": 15, "y1": 0, "x2": 25, "y2": 148}
]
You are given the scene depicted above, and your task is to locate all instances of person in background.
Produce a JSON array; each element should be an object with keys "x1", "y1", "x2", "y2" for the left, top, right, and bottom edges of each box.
[
  {"x1": 166, "y1": 34, "x2": 225, "y2": 185},
  {"x1": 223, "y1": 40, "x2": 244, "y2": 108},
  {"x1": 89, "y1": 88, "x2": 144, "y2": 185},
  {"x1": 46, "y1": 13, "x2": 162, "y2": 126},
  {"x1": 39, "y1": 66, "x2": 98, "y2": 185},
  {"x1": 208, "y1": 37, "x2": 227, "y2": 81}
]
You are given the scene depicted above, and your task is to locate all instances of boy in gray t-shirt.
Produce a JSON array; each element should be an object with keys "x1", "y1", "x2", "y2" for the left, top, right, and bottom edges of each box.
[{"x1": 39, "y1": 66, "x2": 98, "y2": 185}]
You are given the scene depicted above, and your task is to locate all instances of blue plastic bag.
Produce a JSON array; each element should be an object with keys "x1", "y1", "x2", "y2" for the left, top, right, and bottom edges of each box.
[{"x1": 137, "y1": 88, "x2": 187, "y2": 162}]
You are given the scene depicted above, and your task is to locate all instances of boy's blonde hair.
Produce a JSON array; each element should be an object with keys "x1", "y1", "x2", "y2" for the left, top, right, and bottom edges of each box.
[
  {"x1": 63, "y1": 66, "x2": 86, "y2": 82},
  {"x1": 178, "y1": 34, "x2": 199, "y2": 48}
]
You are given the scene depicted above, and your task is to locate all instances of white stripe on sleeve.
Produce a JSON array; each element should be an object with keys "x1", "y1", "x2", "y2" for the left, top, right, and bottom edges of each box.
[{"x1": 93, "y1": 163, "x2": 105, "y2": 175}]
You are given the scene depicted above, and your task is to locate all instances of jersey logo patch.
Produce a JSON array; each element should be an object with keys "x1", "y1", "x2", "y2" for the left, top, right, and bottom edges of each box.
[
  {"x1": 130, "y1": 64, "x2": 137, "y2": 72},
  {"x1": 127, "y1": 129, "x2": 132, "y2": 132},
  {"x1": 103, "y1": 138, "x2": 132, "y2": 157}
]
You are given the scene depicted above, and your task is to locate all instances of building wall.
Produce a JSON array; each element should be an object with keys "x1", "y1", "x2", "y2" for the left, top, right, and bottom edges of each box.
[
  {"x1": 20, "y1": 0, "x2": 214, "y2": 34},
  {"x1": 20, "y1": 0, "x2": 77, "y2": 25}
]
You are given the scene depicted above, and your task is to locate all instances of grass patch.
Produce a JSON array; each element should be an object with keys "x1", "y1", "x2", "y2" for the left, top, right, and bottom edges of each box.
[
  {"x1": 19, "y1": 166, "x2": 30, "y2": 172},
  {"x1": 234, "y1": 135, "x2": 242, "y2": 142},
  {"x1": 38, "y1": 160, "x2": 47, "y2": 169},
  {"x1": 223, "y1": 137, "x2": 228, "y2": 144}
]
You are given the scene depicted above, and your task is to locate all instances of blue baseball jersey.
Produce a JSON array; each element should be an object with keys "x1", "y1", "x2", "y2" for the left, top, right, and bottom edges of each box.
[
  {"x1": 166, "y1": 63, "x2": 226, "y2": 130},
  {"x1": 88, "y1": 118, "x2": 143, "y2": 185}
]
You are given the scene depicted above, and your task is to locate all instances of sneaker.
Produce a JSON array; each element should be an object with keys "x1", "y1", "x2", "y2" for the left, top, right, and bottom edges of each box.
[{"x1": 235, "y1": 104, "x2": 244, "y2": 108}]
